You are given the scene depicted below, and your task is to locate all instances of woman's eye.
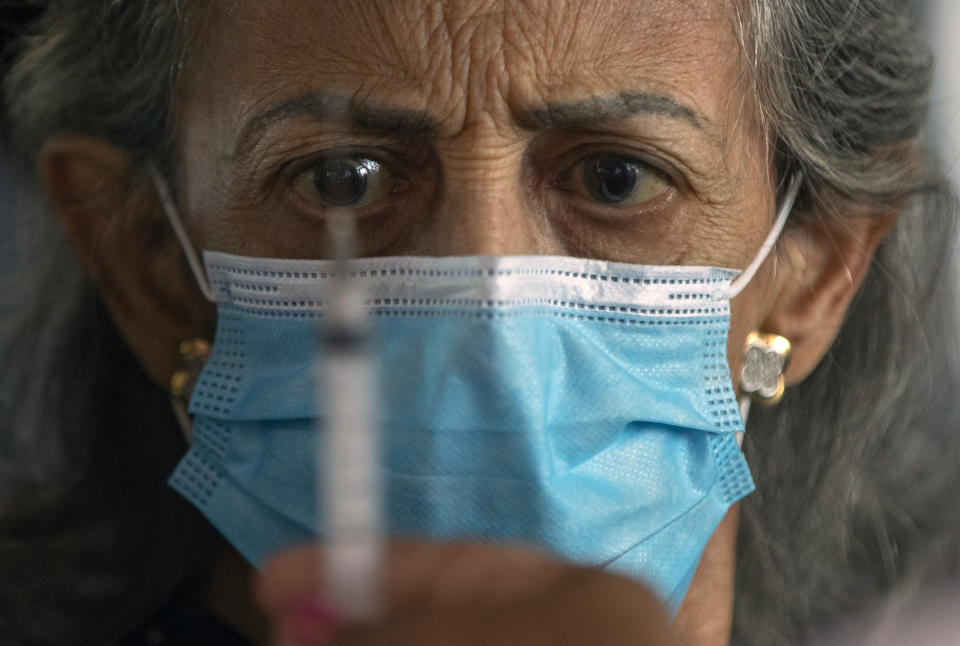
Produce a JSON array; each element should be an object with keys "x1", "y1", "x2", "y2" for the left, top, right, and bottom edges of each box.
[
  {"x1": 574, "y1": 153, "x2": 670, "y2": 207},
  {"x1": 292, "y1": 156, "x2": 395, "y2": 209}
]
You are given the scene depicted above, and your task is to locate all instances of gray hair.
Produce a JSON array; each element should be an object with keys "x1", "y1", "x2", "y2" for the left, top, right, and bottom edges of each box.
[
  {"x1": 0, "y1": 3, "x2": 214, "y2": 645},
  {"x1": 1, "y1": 1, "x2": 957, "y2": 644},
  {"x1": 732, "y1": 1, "x2": 960, "y2": 643}
]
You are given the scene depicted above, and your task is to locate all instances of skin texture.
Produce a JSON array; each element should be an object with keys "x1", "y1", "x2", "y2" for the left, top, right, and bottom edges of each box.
[{"x1": 37, "y1": 0, "x2": 897, "y2": 643}]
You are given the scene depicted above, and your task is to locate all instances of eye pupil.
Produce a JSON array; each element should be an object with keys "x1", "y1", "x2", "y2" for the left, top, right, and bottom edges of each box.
[
  {"x1": 315, "y1": 159, "x2": 369, "y2": 206},
  {"x1": 584, "y1": 156, "x2": 639, "y2": 203}
]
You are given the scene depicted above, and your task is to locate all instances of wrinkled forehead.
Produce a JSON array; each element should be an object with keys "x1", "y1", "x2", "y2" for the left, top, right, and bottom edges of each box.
[{"x1": 181, "y1": 0, "x2": 746, "y2": 144}]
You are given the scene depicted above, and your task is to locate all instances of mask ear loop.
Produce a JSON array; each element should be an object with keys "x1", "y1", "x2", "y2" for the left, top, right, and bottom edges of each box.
[
  {"x1": 723, "y1": 173, "x2": 803, "y2": 301},
  {"x1": 738, "y1": 399, "x2": 752, "y2": 445},
  {"x1": 148, "y1": 165, "x2": 217, "y2": 444},
  {"x1": 148, "y1": 165, "x2": 217, "y2": 303},
  {"x1": 726, "y1": 173, "x2": 803, "y2": 439}
]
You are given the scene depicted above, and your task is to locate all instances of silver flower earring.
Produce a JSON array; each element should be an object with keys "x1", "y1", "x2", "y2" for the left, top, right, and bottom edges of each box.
[{"x1": 739, "y1": 331, "x2": 791, "y2": 405}]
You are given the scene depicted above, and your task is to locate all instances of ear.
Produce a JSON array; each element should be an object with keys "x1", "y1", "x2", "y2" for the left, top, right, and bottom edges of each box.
[
  {"x1": 38, "y1": 136, "x2": 215, "y2": 388},
  {"x1": 763, "y1": 208, "x2": 896, "y2": 386}
]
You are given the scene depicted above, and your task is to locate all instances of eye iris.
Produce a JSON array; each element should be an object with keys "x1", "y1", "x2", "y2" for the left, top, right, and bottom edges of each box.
[
  {"x1": 315, "y1": 159, "x2": 369, "y2": 206},
  {"x1": 584, "y1": 156, "x2": 639, "y2": 203}
]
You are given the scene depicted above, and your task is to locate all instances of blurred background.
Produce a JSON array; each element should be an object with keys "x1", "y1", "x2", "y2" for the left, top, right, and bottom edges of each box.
[
  {"x1": 928, "y1": 0, "x2": 960, "y2": 189},
  {"x1": 0, "y1": 2, "x2": 37, "y2": 310},
  {"x1": 928, "y1": 0, "x2": 960, "y2": 262}
]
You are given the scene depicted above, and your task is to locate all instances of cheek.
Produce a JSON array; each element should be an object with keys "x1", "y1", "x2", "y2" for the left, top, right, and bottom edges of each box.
[
  {"x1": 726, "y1": 299, "x2": 752, "y2": 393},
  {"x1": 175, "y1": 107, "x2": 237, "y2": 250}
]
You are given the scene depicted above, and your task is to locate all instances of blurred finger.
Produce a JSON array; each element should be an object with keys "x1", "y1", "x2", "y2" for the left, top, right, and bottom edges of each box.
[
  {"x1": 256, "y1": 539, "x2": 567, "y2": 618},
  {"x1": 331, "y1": 567, "x2": 674, "y2": 646},
  {"x1": 257, "y1": 540, "x2": 674, "y2": 646}
]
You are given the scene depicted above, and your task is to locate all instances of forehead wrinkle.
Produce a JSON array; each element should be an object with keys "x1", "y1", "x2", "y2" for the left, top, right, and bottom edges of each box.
[
  {"x1": 499, "y1": 1, "x2": 734, "y2": 121},
  {"x1": 202, "y1": 0, "x2": 750, "y2": 169},
  {"x1": 530, "y1": 0, "x2": 697, "y2": 71}
]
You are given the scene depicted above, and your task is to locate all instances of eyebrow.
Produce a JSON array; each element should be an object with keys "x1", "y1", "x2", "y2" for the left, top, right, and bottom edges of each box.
[
  {"x1": 233, "y1": 90, "x2": 702, "y2": 157},
  {"x1": 515, "y1": 92, "x2": 701, "y2": 130},
  {"x1": 234, "y1": 93, "x2": 438, "y2": 157}
]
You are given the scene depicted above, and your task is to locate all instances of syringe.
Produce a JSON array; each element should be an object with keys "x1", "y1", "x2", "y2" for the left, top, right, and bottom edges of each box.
[{"x1": 318, "y1": 209, "x2": 383, "y2": 621}]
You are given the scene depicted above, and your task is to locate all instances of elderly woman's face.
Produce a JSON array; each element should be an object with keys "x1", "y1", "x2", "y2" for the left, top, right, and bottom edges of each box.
[
  {"x1": 37, "y1": 1, "x2": 895, "y2": 642},
  {"x1": 178, "y1": 0, "x2": 772, "y2": 271},
  {"x1": 166, "y1": 3, "x2": 773, "y2": 636},
  {"x1": 165, "y1": 5, "x2": 775, "y2": 637},
  {"x1": 172, "y1": 0, "x2": 785, "y2": 398}
]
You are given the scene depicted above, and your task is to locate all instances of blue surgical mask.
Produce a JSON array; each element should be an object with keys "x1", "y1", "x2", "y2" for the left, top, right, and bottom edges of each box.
[{"x1": 159, "y1": 173, "x2": 799, "y2": 614}]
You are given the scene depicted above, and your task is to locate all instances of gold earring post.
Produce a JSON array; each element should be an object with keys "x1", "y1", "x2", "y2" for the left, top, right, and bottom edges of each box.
[{"x1": 170, "y1": 338, "x2": 211, "y2": 401}]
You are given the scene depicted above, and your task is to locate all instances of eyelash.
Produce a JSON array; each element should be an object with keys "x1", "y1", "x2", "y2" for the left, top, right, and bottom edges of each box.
[
  {"x1": 550, "y1": 141, "x2": 680, "y2": 184},
  {"x1": 283, "y1": 149, "x2": 409, "y2": 213},
  {"x1": 555, "y1": 150, "x2": 674, "y2": 200},
  {"x1": 281, "y1": 144, "x2": 680, "y2": 218}
]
